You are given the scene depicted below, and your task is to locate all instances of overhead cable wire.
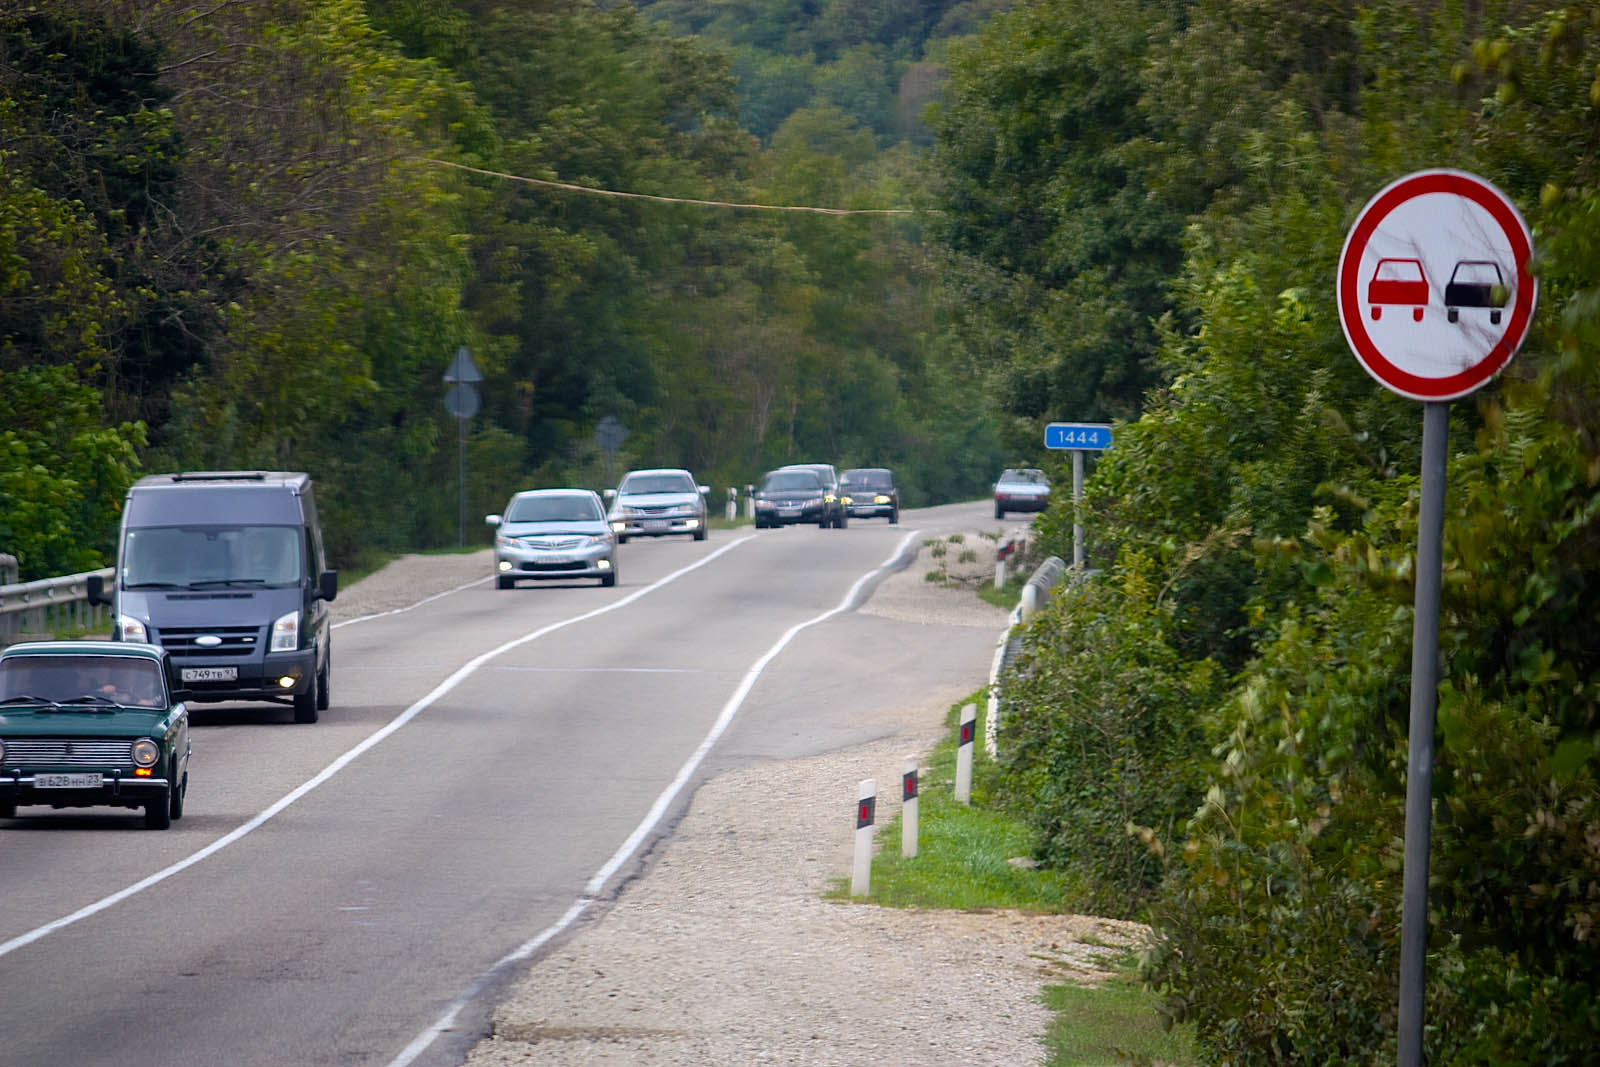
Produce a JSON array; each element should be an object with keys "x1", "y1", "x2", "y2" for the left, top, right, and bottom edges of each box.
[{"x1": 428, "y1": 158, "x2": 916, "y2": 216}]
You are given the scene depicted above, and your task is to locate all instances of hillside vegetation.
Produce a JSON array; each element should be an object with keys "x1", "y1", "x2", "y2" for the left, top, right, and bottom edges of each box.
[
  {"x1": 939, "y1": 2, "x2": 1600, "y2": 1062},
  {"x1": 3, "y1": 0, "x2": 1598, "y2": 1061}
]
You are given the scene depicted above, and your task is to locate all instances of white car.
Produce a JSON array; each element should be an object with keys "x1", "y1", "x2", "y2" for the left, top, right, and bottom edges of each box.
[
  {"x1": 605, "y1": 468, "x2": 710, "y2": 542},
  {"x1": 993, "y1": 468, "x2": 1051, "y2": 519},
  {"x1": 486, "y1": 489, "x2": 617, "y2": 588}
]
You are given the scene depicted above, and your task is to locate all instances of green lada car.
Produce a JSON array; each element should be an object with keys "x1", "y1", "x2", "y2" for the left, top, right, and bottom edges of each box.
[{"x1": 0, "y1": 641, "x2": 191, "y2": 830}]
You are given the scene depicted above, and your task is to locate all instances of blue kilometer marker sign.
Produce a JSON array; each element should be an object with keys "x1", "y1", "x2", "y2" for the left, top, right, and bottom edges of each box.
[{"x1": 1044, "y1": 422, "x2": 1113, "y2": 450}]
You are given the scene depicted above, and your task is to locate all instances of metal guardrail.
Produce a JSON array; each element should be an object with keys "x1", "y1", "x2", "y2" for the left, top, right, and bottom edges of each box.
[
  {"x1": 0, "y1": 554, "x2": 115, "y2": 646},
  {"x1": 985, "y1": 555, "x2": 1068, "y2": 758}
]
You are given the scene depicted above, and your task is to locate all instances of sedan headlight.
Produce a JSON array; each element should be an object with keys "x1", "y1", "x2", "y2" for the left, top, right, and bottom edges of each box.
[
  {"x1": 271, "y1": 609, "x2": 300, "y2": 652},
  {"x1": 130, "y1": 739, "x2": 160, "y2": 768},
  {"x1": 117, "y1": 615, "x2": 149, "y2": 643}
]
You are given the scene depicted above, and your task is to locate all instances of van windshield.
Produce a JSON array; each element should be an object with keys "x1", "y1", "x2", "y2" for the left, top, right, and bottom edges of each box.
[{"x1": 122, "y1": 526, "x2": 303, "y2": 588}]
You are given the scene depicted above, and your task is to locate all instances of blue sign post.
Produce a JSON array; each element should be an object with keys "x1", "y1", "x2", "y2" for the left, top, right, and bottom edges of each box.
[
  {"x1": 1044, "y1": 422, "x2": 1113, "y2": 451},
  {"x1": 1044, "y1": 422, "x2": 1113, "y2": 569}
]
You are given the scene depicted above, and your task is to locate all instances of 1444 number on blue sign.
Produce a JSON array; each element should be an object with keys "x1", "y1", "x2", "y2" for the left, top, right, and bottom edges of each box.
[{"x1": 1044, "y1": 423, "x2": 1113, "y2": 450}]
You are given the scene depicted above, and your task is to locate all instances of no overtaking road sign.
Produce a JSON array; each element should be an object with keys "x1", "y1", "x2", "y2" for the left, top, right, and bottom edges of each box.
[{"x1": 1337, "y1": 169, "x2": 1536, "y2": 401}]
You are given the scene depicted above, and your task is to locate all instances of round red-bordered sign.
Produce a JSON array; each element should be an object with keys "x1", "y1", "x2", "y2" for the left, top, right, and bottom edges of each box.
[{"x1": 1337, "y1": 169, "x2": 1536, "y2": 401}]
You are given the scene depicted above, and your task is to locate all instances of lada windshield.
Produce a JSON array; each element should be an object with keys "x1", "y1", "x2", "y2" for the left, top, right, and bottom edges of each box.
[
  {"x1": 0, "y1": 656, "x2": 164, "y2": 707},
  {"x1": 123, "y1": 525, "x2": 303, "y2": 588},
  {"x1": 619, "y1": 474, "x2": 695, "y2": 494}
]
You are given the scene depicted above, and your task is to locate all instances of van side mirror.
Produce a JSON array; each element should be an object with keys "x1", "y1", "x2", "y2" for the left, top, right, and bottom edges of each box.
[
  {"x1": 485, "y1": 514, "x2": 503, "y2": 527},
  {"x1": 698, "y1": 485, "x2": 709, "y2": 495},
  {"x1": 318, "y1": 570, "x2": 339, "y2": 603},
  {"x1": 87, "y1": 573, "x2": 111, "y2": 607},
  {"x1": 603, "y1": 488, "x2": 617, "y2": 501}
]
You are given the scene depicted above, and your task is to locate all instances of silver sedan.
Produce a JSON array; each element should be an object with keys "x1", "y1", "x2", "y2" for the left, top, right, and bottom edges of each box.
[{"x1": 486, "y1": 489, "x2": 617, "y2": 588}]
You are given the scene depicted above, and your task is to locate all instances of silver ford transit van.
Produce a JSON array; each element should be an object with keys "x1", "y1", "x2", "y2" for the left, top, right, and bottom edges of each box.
[{"x1": 88, "y1": 471, "x2": 338, "y2": 723}]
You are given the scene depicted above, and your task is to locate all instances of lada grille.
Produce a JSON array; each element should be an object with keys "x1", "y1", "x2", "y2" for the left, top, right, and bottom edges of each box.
[
  {"x1": 155, "y1": 625, "x2": 260, "y2": 656},
  {"x1": 3, "y1": 739, "x2": 133, "y2": 766}
]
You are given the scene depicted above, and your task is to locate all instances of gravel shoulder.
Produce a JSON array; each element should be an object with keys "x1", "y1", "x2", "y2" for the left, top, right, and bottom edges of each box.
[{"x1": 335, "y1": 535, "x2": 1148, "y2": 1067}]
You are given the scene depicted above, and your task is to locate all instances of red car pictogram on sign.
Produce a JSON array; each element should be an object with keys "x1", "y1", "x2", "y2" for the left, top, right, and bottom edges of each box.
[{"x1": 1367, "y1": 258, "x2": 1430, "y2": 322}]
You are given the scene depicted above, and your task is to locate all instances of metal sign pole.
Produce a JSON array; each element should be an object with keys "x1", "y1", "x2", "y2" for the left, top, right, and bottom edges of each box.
[
  {"x1": 458, "y1": 414, "x2": 467, "y2": 548},
  {"x1": 1398, "y1": 399, "x2": 1449, "y2": 1067},
  {"x1": 1072, "y1": 449, "x2": 1085, "y2": 570}
]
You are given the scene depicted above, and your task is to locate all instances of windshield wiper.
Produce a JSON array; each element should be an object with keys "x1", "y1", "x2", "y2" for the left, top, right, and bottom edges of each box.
[
  {"x1": 187, "y1": 578, "x2": 269, "y2": 588},
  {"x1": 0, "y1": 694, "x2": 61, "y2": 708},
  {"x1": 60, "y1": 695, "x2": 123, "y2": 711},
  {"x1": 123, "y1": 581, "x2": 191, "y2": 590}
]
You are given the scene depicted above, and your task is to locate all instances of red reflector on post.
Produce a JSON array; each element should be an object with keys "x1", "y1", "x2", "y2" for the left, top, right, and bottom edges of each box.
[{"x1": 856, "y1": 796, "x2": 876, "y2": 829}]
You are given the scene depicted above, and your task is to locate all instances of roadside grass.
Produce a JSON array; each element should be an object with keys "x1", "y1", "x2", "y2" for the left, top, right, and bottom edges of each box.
[
  {"x1": 828, "y1": 693, "x2": 1196, "y2": 1066},
  {"x1": 978, "y1": 575, "x2": 1025, "y2": 612},
  {"x1": 1045, "y1": 973, "x2": 1196, "y2": 1066}
]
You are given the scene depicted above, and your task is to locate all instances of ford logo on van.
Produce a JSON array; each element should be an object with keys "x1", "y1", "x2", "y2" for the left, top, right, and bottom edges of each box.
[{"x1": 195, "y1": 635, "x2": 223, "y2": 647}]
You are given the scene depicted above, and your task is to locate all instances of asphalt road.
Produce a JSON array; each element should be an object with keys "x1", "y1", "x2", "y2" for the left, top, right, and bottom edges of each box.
[{"x1": 0, "y1": 501, "x2": 1014, "y2": 1067}]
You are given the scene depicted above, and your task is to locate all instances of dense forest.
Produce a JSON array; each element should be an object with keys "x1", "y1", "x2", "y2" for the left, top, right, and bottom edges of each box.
[
  {"x1": 4, "y1": 0, "x2": 1599, "y2": 1062},
  {"x1": 0, "y1": 0, "x2": 1006, "y2": 575}
]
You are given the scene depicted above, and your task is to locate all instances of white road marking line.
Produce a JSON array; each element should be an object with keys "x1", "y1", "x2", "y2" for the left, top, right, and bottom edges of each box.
[
  {"x1": 0, "y1": 536, "x2": 755, "y2": 962},
  {"x1": 490, "y1": 665, "x2": 705, "y2": 674},
  {"x1": 331, "y1": 573, "x2": 494, "y2": 629},
  {"x1": 384, "y1": 529, "x2": 923, "y2": 1067}
]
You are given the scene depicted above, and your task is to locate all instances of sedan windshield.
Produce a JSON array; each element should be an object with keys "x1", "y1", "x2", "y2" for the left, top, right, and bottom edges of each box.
[
  {"x1": 619, "y1": 473, "x2": 696, "y2": 495},
  {"x1": 507, "y1": 495, "x2": 602, "y2": 523},
  {"x1": 122, "y1": 525, "x2": 302, "y2": 588},
  {"x1": 762, "y1": 471, "x2": 822, "y2": 492},
  {"x1": 0, "y1": 656, "x2": 164, "y2": 707},
  {"x1": 841, "y1": 471, "x2": 891, "y2": 489},
  {"x1": 1001, "y1": 470, "x2": 1047, "y2": 485}
]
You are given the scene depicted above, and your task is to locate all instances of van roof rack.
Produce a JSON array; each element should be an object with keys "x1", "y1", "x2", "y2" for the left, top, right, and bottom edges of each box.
[{"x1": 168, "y1": 472, "x2": 269, "y2": 483}]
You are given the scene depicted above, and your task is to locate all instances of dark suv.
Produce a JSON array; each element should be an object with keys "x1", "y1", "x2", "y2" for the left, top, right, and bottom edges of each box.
[
  {"x1": 840, "y1": 468, "x2": 899, "y2": 524},
  {"x1": 777, "y1": 464, "x2": 847, "y2": 528}
]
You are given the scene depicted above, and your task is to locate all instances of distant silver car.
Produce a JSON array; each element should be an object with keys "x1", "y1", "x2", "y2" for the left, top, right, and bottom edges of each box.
[
  {"x1": 486, "y1": 489, "x2": 617, "y2": 588},
  {"x1": 993, "y1": 468, "x2": 1051, "y2": 519},
  {"x1": 605, "y1": 468, "x2": 710, "y2": 542}
]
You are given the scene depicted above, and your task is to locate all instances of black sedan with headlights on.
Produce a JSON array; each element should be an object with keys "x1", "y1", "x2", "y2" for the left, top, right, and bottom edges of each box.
[
  {"x1": 840, "y1": 467, "x2": 899, "y2": 524},
  {"x1": 486, "y1": 489, "x2": 618, "y2": 588},
  {"x1": 0, "y1": 640, "x2": 191, "y2": 830},
  {"x1": 752, "y1": 468, "x2": 840, "y2": 528}
]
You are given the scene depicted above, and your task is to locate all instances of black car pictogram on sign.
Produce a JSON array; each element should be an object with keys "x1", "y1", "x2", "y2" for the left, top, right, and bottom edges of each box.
[{"x1": 1444, "y1": 260, "x2": 1506, "y2": 324}]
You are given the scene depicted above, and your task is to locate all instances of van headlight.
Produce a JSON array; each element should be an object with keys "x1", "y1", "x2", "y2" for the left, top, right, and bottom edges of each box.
[
  {"x1": 117, "y1": 615, "x2": 150, "y2": 643},
  {"x1": 271, "y1": 610, "x2": 301, "y2": 652}
]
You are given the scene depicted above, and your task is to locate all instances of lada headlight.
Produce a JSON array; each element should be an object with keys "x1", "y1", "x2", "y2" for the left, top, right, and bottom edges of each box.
[
  {"x1": 117, "y1": 615, "x2": 149, "y2": 643},
  {"x1": 131, "y1": 739, "x2": 160, "y2": 767},
  {"x1": 271, "y1": 609, "x2": 300, "y2": 652}
]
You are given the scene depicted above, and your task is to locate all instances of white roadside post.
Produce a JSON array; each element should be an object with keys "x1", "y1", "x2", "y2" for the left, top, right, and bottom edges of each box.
[
  {"x1": 744, "y1": 484, "x2": 756, "y2": 521},
  {"x1": 726, "y1": 487, "x2": 738, "y2": 522},
  {"x1": 851, "y1": 779, "x2": 876, "y2": 896},
  {"x1": 901, "y1": 758, "x2": 919, "y2": 859},
  {"x1": 955, "y1": 702, "x2": 976, "y2": 806}
]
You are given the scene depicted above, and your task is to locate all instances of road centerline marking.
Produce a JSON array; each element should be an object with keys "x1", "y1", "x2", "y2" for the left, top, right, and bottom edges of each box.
[{"x1": 385, "y1": 529, "x2": 924, "y2": 1067}]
